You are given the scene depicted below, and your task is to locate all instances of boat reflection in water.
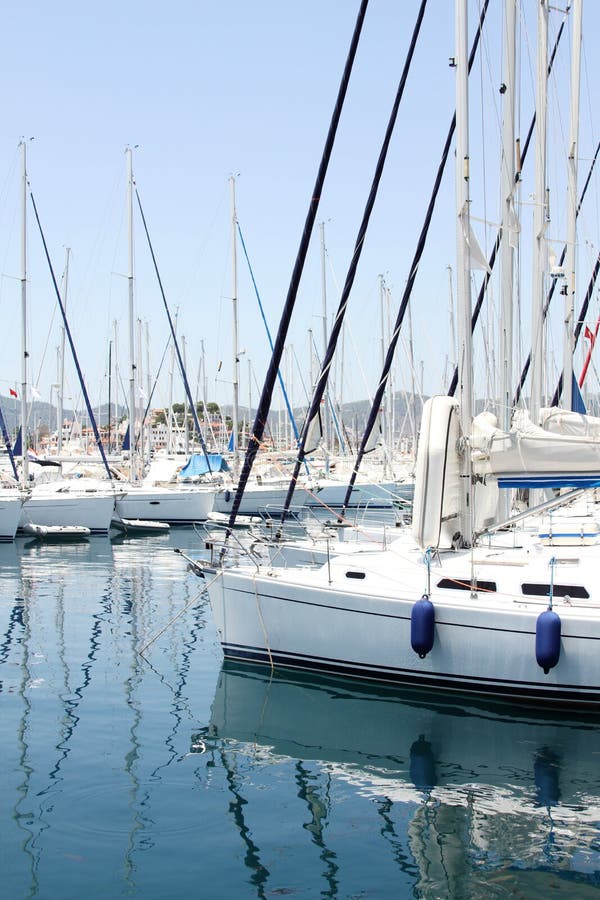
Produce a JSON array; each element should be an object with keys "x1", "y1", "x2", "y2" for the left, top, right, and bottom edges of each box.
[{"x1": 201, "y1": 662, "x2": 600, "y2": 897}]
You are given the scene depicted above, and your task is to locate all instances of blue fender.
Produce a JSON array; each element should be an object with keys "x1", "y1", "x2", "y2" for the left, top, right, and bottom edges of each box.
[
  {"x1": 535, "y1": 608, "x2": 561, "y2": 674},
  {"x1": 411, "y1": 595, "x2": 435, "y2": 659}
]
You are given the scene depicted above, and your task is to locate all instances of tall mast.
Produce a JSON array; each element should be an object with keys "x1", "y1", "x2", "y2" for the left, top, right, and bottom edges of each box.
[
  {"x1": 113, "y1": 319, "x2": 119, "y2": 451},
  {"x1": 126, "y1": 147, "x2": 136, "y2": 481},
  {"x1": 408, "y1": 287, "x2": 416, "y2": 448},
  {"x1": 107, "y1": 339, "x2": 112, "y2": 454},
  {"x1": 446, "y1": 264, "x2": 456, "y2": 391},
  {"x1": 20, "y1": 140, "x2": 29, "y2": 485},
  {"x1": 167, "y1": 310, "x2": 178, "y2": 453},
  {"x1": 563, "y1": 0, "x2": 583, "y2": 411},
  {"x1": 320, "y1": 221, "x2": 329, "y2": 466},
  {"x1": 200, "y1": 337, "x2": 210, "y2": 446},
  {"x1": 530, "y1": 1, "x2": 549, "y2": 422},
  {"x1": 499, "y1": 0, "x2": 517, "y2": 428},
  {"x1": 379, "y1": 275, "x2": 386, "y2": 459},
  {"x1": 182, "y1": 335, "x2": 189, "y2": 455},
  {"x1": 137, "y1": 316, "x2": 144, "y2": 462},
  {"x1": 499, "y1": 0, "x2": 517, "y2": 518},
  {"x1": 230, "y1": 175, "x2": 240, "y2": 476},
  {"x1": 57, "y1": 246, "x2": 70, "y2": 454},
  {"x1": 455, "y1": 0, "x2": 473, "y2": 544},
  {"x1": 247, "y1": 357, "x2": 252, "y2": 447},
  {"x1": 386, "y1": 284, "x2": 394, "y2": 457},
  {"x1": 146, "y1": 320, "x2": 151, "y2": 456}
]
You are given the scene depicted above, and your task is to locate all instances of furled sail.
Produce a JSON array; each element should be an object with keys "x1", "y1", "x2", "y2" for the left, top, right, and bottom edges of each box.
[{"x1": 472, "y1": 408, "x2": 600, "y2": 489}]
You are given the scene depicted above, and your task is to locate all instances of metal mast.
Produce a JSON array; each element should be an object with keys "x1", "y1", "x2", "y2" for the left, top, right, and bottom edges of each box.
[
  {"x1": 57, "y1": 246, "x2": 70, "y2": 454},
  {"x1": 529, "y1": 1, "x2": 549, "y2": 422},
  {"x1": 230, "y1": 175, "x2": 240, "y2": 476},
  {"x1": 455, "y1": 0, "x2": 473, "y2": 545},
  {"x1": 126, "y1": 147, "x2": 136, "y2": 482},
  {"x1": 20, "y1": 141, "x2": 29, "y2": 485},
  {"x1": 498, "y1": 0, "x2": 517, "y2": 519},
  {"x1": 563, "y1": 0, "x2": 583, "y2": 411}
]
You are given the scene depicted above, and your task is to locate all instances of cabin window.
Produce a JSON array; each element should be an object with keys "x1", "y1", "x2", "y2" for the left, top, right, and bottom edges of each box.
[
  {"x1": 345, "y1": 571, "x2": 366, "y2": 580},
  {"x1": 521, "y1": 583, "x2": 589, "y2": 599},
  {"x1": 436, "y1": 577, "x2": 497, "y2": 592}
]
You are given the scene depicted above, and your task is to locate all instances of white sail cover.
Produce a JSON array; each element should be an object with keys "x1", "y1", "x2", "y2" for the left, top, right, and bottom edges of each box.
[{"x1": 472, "y1": 408, "x2": 600, "y2": 488}]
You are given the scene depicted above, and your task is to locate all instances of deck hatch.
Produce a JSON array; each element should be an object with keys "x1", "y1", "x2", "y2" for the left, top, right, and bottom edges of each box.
[
  {"x1": 521, "y1": 582, "x2": 589, "y2": 599},
  {"x1": 436, "y1": 577, "x2": 497, "y2": 592}
]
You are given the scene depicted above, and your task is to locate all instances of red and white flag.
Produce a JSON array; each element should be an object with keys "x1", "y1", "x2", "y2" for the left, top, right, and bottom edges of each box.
[{"x1": 9, "y1": 388, "x2": 17, "y2": 398}]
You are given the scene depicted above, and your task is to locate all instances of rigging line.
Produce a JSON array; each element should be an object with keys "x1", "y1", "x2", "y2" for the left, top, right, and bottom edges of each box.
[
  {"x1": 221, "y1": 0, "x2": 370, "y2": 543},
  {"x1": 281, "y1": 0, "x2": 428, "y2": 524},
  {"x1": 309, "y1": 331, "x2": 346, "y2": 451},
  {"x1": 290, "y1": 342, "x2": 311, "y2": 409},
  {"x1": 551, "y1": 247, "x2": 600, "y2": 405},
  {"x1": 134, "y1": 188, "x2": 213, "y2": 471},
  {"x1": 515, "y1": 137, "x2": 600, "y2": 405},
  {"x1": 28, "y1": 190, "x2": 113, "y2": 482},
  {"x1": 137, "y1": 578, "x2": 215, "y2": 657},
  {"x1": 340, "y1": 0, "x2": 490, "y2": 517},
  {"x1": 344, "y1": 312, "x2": 375, "y2": 406},
  {"x1": 33, "y1": 261, "x2": 68, "y2": 407},
  {"x1": 0, "y1": 404, "x2": 18, "y2": 480},
  {"x1": 447, "y1": 10, "x2": 569, "y2": 401},
  {"x1": 236, "y1": 221, "x2": 303, "y2": 447}
]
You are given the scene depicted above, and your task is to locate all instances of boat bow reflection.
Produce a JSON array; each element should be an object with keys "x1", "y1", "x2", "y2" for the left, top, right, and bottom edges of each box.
[{"x1": 201, "y1": 663, "x2": 600, "y2": 895}]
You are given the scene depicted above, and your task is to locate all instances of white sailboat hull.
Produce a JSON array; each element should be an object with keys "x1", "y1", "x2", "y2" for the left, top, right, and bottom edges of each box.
[
  {"x1": 0, "y1": 491, "x2": 24, "y2": 541},
  {"x1": 309, "y1": 479, "x2": 400, "y2": 510},
  {"x1": 20, "y1": 487, "x2": 115, "y2": 534},
  {"x1": 116, "y1": 485, "x2": 214, "y2": 524},
  {"x1": 212, "y1": 483, "x2": 312, "y2": 517},
  {"x1": 204, "y1": 540, "x2": 600, "y2": 705}
]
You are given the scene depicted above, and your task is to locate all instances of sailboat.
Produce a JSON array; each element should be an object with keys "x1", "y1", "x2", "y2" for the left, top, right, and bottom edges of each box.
[
  {"x1": 0, "y1": 481, "x2": 25, "y2": 541},
  {"x1": 110, "y1": 148, "x2": 215, "y2": 526},
  {"x1": 12, "y1": 141, "x2": 117, "y2": 536},
  {"x1": 194, "y1": 1, "x2": 600, "y2": 705},
  {"x1": 210, "y1": 176, "x2": 319, "y2": 519}
]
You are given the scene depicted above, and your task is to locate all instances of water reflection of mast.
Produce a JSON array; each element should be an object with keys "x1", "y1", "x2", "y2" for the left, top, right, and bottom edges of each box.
[
  {"x1": 13, "y1": 581, "x2": 39, "y2": 897},
  {"x1": 12, "y1": 541, "x2": 116, "y2": 896},
  {"x1": 29, "y1": 544, "x2": 114, "y2": 784},
  {"x1": 46, "y1": 576, "x2": 73, "y2": 785},
  {"x1": 375, "y1": 797, "x2": 420, "y2": 883},
  {"x1": 294, "y1": 760, "x2": 339, "y2": 897},
  {"x1": 122, "y1": 554, "x2": 146, "y2": 894},
  {"x1": 219, "y1": 747, "x2": 270, "y2": 899},
  {"x1": 142, "y1": 562, "x2": 208, "y2": 778},
  {"x1": 0, "y1": 597, "x2": 25, "y2": 673},
  {"x1": 405, "y1": 728, "x2": 476, "y2": 897},
  {"x1": 119, "y1": 539, "x2": 209, "y2": 884}
]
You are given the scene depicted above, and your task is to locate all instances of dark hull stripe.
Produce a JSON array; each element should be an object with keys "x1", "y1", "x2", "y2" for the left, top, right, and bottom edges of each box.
[{"x1": 220, "y1": 642, "x2": 600, "y2": 707}]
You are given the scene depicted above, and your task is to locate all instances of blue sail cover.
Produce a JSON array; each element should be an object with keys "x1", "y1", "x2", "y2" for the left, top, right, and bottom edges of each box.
[
  {"x1": 178, "y1": 453, "x2": 229, "y2": 479},
  {"x1": 499, "y1": 474, "x2": 600, "y2": 489}
]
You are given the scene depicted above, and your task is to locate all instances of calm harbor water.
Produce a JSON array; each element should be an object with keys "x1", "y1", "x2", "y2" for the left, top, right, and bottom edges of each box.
[{"x1": 2, "y1": 528, "x2": 600, "y2": 898}]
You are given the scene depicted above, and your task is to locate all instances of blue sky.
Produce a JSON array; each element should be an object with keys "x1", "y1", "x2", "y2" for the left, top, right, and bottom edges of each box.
[{"x1": 1, "y1": 1, "x2": 599, "y2": 418}]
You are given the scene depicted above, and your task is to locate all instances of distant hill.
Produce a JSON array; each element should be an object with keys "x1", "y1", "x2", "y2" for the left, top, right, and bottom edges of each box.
[{"x1": 0, "y1": 397, "x2": 125, "y2": 434}]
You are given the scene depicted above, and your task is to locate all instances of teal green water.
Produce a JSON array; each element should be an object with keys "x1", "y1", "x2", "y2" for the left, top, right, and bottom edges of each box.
[{"x1": 2, "y1": 531, "x2": 600, "y2": 898}]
